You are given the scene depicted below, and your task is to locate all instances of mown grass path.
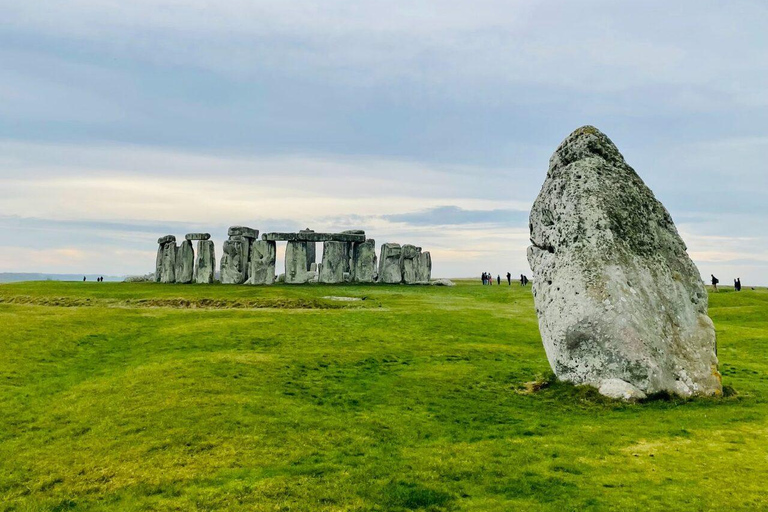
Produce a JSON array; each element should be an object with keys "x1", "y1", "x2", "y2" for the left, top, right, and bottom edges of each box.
[{"x1": 1, "y1": 281, "x2": 766, "y2": 511}]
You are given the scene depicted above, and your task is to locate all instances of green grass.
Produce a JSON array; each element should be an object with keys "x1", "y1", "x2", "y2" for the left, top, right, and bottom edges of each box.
[{"x1": 1, "y1": 281, "x2": 766, "y2": 511}]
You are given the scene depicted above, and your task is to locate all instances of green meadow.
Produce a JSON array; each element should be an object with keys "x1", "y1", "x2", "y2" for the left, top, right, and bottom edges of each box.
[{"x1": 1, "y1": 281, "x2": 767, "y2": 511}]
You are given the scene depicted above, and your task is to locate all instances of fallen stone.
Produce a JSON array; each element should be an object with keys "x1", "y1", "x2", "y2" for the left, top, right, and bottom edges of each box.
[
  {"x1": 431, "y1": 278, "x2": 455, "y2": 287},
  {"x1": 185, "y1": 233, "x2": 210, "y2": 241},
  {"x1": 378, "y1": 243, "x2": 402, "y2": 284},
  {"x1": 175, "y1": 240, "x2": 195, "y2": 284},
  {"x1": 319, "y1": 241, "x2": 346, "y2": 284},
  {"x1": 400, "y1": 244, "x2": 421, "y2": 284},
  {"x1": 157, "y1": 235, "x2": 176, "y2": 245},
  {"x1": 228, "y1": 226, "x2": 259, "y2": 239},
  {"x1": 221, "y1": 238, "x2": 249, "y2": 284},
  {"x1": 285, "y1": 241, "x2": 310, "y2": 284},
  {"x1": 527, "y1": 125, "x2": 722, "y2": 398},
  {"x1": 351, "y1": 239, "x2": 377, "y2": 283},
  {"x1": 195, "y1": 240, "x2": 216, "y2": 284},
  {"x1": 248, "y1": 240, "x2": 276, "y2": 285},
  {"x1": 598, "y1": 379, "x2": 647, "y2": 401}
]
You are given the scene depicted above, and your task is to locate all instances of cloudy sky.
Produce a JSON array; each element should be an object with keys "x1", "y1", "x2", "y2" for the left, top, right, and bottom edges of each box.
[{"x1": 1, "y1": 1, "x2": 766, "y2": 282}]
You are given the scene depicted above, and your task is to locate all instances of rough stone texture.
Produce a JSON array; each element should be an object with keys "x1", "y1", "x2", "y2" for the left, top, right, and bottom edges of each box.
[
  {"x1": 416, "y1": 251, "x2": 432, "y2": 284},
  {"x1": 310, "y1": 262, "x2": 318, "y2": 272},
  {"x1": 155, "y1": 244, "x2": 163, "y2": 283},
  {"x1": 228, "y1": 226, "x2": 259, "y2": 239},
  {"x1": 263, "y1": 232, "x2": 366, "y2": 243},
  {"x1": 175, "y1": 240, "x2": 195, "y2": 284},
  {"x1": 157, "y1": 235, "x2": 176, "y2": 245},
  {"x1": 319, "y1": 241, "x2": 346, "y2": 284},
  {"x1": 285, "y1": 241, "x2": 310, "y2": 284},
  {"x1": 400, "y1": 244, "x2": 421, "y2": 284},
  {"x1": 185, "y1": 233, "x2": 210, "y2": 241},
  {"x1": 300, "y1": 229, "x2": 316, "y2": 270},
  {"x1": 378, "y1": 243, "x2": 403, "y2": 284},
  {"x1": 351, "y1": 239, "x2": 377, "y2": 283},
  {"x1": 598, "y1": 379, "x2": 647, "y2": 401},
  {"x1": 221, "y1": 238, "x2": 249, "y2": 284},
  {"x1": 527, "y1": 125, "x2": 721, "y2": 398},
  {"x1": 159, "y1": 242, "x2": 177, "y2": 283},
  {"x1": 248, "y1": 240, "x2": 276, "y2": 285},
  {"x1": 195, "y1": 240, "x2": 216, "y2": 284},
  {"x1": 431, "y1": 278, "x2": 455, "y2": 287}
]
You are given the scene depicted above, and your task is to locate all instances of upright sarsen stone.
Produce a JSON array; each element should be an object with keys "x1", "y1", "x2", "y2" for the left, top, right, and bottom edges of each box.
[
  {"x1": 285, "y1": 241, "x2": 310, "y2": 284},
  {"x1": 527, "y1": 126, "x2": 721, "y2": 399},
  {"x1": 351, "y1": 239, "x2": 376, "y2": 283},
  {"x1": 319, "y1": 241, "x2": 346, "y2": 283},
  {"x1": 416, "y1": 251, "x2": 432, "y2": 284},
  {"x1": 221, "y1": 237, "x2": 249, "y2": 284},
  {"x1": 175, "y1": 240, "x2": 195, "y2": 284},
  {"x1": 400, "y1": 244, "x2": 421, "y2": 284},
  {"x1": 195, "y1": 240, "x2": 216, "y2": 284},
  {"x1": 159, "y1": 241, "x2": 177, "y2": 283},
  {"x1": 248, "y1": 240, "x2": 276, "y2": 285},
  {"x1": 378, "y1": 243, "x2": 402, "y2": 284}
]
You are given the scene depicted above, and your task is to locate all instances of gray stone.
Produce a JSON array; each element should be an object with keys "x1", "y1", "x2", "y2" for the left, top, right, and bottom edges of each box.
[
  {"x1": 527, "y1": 125, "x2": 722, "y2": 399},
  {"x1": 175, "y1": 240, "x2": 194, "y2": 284},
  {"x1": 310, "y1": 262, "x2": 318, "y2": 272},
  {"x1": 431, "y1": 278, "x2": 455, "y2": 287},
  {"x1": 157, "y1": 235, "x2": 176, "y2": 245},
  {"x1": 277, "y1": 273, "x2": 286, "y2": 283},
  {"x1": 248, "y1": 240, "x2": 276, "y2": 285},
  {"x1": 416, "y1": 251, "x2": 432, "y2": 284},
  {"x1": 300, "y1": 228, "x2": 316, "y2": 270},
  {"x1": 195, "y1": 240, "x2": 216, "y2": 284},
  {"x1": 378, "y1": 243, "x2": 403, "y2": 284},
  {"x1": 221, "y1": 238, "x2": 249, "y2": 284},
  {"x1": 319, "y1": 241, "x2": 346, "y2": 284},
  {"x1": 598, "y1": 379, "x2": 647, "y2": 401},
  {"x1": 155, "y1": 244, "x2": 163, "y2": 283},
  {"x1": 285, "y1": 241, "x2": 310, "y2": 284},
  {"x1": 185, "y1": 233, "x2": 210, "y2": 241},
  {"x1": 228, "y1": 226, "x2": 259, "y2": 239},
  {"x1": 159, "y1": 242, "x2": 177, "y2": 283},
  {"x1": 351, "y1": 239, "x2": 377, "y2": 283},
  {"x1": 263, "y1": 232, "x2": 366, "y2": 243},
  {"x1": 400, "y1": 244, "x2": 421, "y2": 284}
]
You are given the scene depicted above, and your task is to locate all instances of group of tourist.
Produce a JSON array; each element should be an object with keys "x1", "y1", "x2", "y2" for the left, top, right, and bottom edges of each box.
[
  {"x1": 710, "y1": 275, "x2": 742, "y2": 292},
  {"x1": 481, "y1": 272, "x2": 530, "y2": 286}
]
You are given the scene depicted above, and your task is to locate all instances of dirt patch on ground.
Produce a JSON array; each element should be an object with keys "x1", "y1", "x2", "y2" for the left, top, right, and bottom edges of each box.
[{"x1": 0, "y1": 295, "x2": 355, "y2": 310}]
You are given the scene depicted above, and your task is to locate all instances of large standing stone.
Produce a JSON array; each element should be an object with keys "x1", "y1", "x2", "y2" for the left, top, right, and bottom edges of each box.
[
  {"x1": 378, "y1": 243, "x2": 402, "y2": 284},
  {"x1": 221, "y1": 237, "x2": 249, "y2": 284},
  {"x1": 159, "y1": 242, "x2": 177, "y2": 283},
  {"x1": 351, "y1": 239, "x2": 377, "y2": 283},
  {"x1": 155, "y1": 235, "x2": 176, "y2": 283},
  {"x1": 248, "y1": 240, "x2": 276, "y2": 285},
  {"x1": 195, "y1": 240, "x2": 216, "y2": 284},
  {"x1": 155, "y1": 244, "x2": 163, "y2": 283},
  {"x1": 400, "y1": 244, "x2": 421, "y2": 284},
  {"x1": 300, "y1": 228, "x2": 316, "y2": 270},
  {"x1": 285, "y1": 241, "x2": 310, "y2": 284},
  {"x1": 527, "y1": 125, "x2": 721, "y2": 399},
  {"x1": 319, "y1": 241, "x2": 346, "y2": 283},
  {"x1": 175, "y1": 240, "x2": 195, "y2": 284},
  {"x1": 415, "y1": 251, "x2": 432, "y2": 284}
]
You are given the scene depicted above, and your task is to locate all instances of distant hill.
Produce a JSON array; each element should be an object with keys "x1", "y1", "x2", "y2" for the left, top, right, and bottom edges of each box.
[{"x1": 0, "y1": 273, "x2": 124, "y2": 283}]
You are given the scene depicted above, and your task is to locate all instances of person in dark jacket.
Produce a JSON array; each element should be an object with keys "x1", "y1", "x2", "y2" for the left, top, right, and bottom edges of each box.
[
  {"x1": 711, "y1": 274, "x2": 719, "y2": 292},
  {"x1": 506, "y1": 272, "x2": 511, "y2": 285}
]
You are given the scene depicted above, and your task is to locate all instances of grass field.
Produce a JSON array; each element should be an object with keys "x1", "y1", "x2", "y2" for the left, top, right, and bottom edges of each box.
[{"x1": 1, "y1": 280, "x2": 767, "y2": 511}]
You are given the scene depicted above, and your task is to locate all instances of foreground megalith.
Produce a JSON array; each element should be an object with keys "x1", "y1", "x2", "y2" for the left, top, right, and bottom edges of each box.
[
  {"x1": 351, "y1": 239, "x2": 377, "y2": 283},
  {"x1": 400, "y1": 244, "x2": 421, "y2": 284},
  {"x1": 319, "y1": 241, "x2": 346, "y2": 283},
  {"x1": 378, "y1": 243, "x2": 402, "y2": 284},
  {"x1": 195, "y1": 240, "x2": 216, "y2": 284},
  {"x1": 285, "y1": 241, "x2": 310, "y2": 284},
  {"x1": 175, "y1": 239, "x2": 195, "y2": 284},
  {"x1": 156, "y1": 235, "x2": 177, "y2": 283},
  {"x1": 248, "y1": 240, "x2": 276, "y2": 285},
  {"x1": 415, "y1": 251, "x2": 432, "y2": 284},
  {"x1": 527, "y1": 126, "x2": 721, "y2": 399}
]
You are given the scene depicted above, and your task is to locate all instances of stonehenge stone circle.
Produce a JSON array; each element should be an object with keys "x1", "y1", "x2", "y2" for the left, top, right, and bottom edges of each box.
[
  {"x1": 378, "y1": 243, "x2": 403, "y2": 284},
  {"x1": 319, "y1": 241, "x2": 346, "y2": 283},
  {"x1": 175, "y1": 239, "x2": 195, "y2": 284},
  {"x1": 285, "y1": 241, "x2": 310, "y2": 284},
  {"x1": 248, "y1": 240, "x2": 276, "y2": 285},
  {"x1": 195, "y1": 240, "x2": 216, "y2": 284},
  {"x1": 351, "y1": 239, "x2": 377, "y2": 283},
  {"x1": 527, "y1": 125, "x2": 721, "y2": 399}
]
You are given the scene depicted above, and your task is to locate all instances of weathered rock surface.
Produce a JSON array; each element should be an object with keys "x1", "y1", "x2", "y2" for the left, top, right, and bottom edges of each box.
[
  {"x1": 185, "y1": 233, "x2": 210, "y2": 241},
  {"x1": 263, "y1": 232, "x2": 366, "y2": 243},
  {"x1": 175, "y1": 240, "x2": 195, "y2": 284},
  {"x1": 527, "y1": 125, "x2": 721, "y2": 398},
  {"x1": 248, "y1": 240, "x2": 276, "y2": 285},
  {"x1": 221, "y1": 238, "x2": 249, "y2": 284},
  {"x1": 285, "y1": 241, "x2": 310, "y2": 284},
  {"x1": 158, "y1": 242, "x2": 177, "y2": 283},
  {"x1": 416, "y1": 251, "x2": 432, "y2": 284},
  {"x1": 378, "y1": 243, "x2": 402, "y2": 284},
  {"x1": 400, "y1": 244, "x2": 421, "y2": 284},
  {"x1": 431, "y1": 278, "x2": 455, "y2": 287},
  {"x1": 300, "y1": 228, "x2": 316, "y2": 270},
  {"x1": 228, "y1": 226, "x2": 259, "y2": 239},
  {"x1": 195, "y1": 240, "x2": 216, "y2": 284},
  {"x1": 157, "y1": 235, "x2": 176, "y2": 245},
  {"x1": 351, "y1": 239, "x2": 377, "y2": 283},
  {"x1": 319, "y1": 241, "x2": 346, "y2": 284}
]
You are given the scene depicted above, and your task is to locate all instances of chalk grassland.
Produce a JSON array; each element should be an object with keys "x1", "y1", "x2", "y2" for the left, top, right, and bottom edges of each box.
[{"x1": 0, "y1": 281, "x2": 766, "y2": 511}]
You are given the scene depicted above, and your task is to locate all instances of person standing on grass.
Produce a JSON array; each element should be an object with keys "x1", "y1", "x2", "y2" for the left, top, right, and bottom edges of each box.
[
  {"x1": 736, "y1": 278, "x2": 742, "y2": 291},
  {"x1": 711, "y1": 274, "x2": 719, "y2": 292},
  {"x1": 497, "y1": 275, "x2": 501, "y2": 285},
  {"x1": 520, "y1": 274, "x2": 525, "y2": 286},
  {"x1": 506, "y1": 272, "x2": 511, "y2": 285},
  {"x1": 488, "y1": 272, "x2": 492, "y2": 285},
  {"x1": 523, "y1": 275, "x2": 529, "y2": 286}
]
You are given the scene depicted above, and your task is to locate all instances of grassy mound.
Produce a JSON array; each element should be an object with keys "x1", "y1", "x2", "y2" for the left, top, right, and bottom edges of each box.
[{"x1": 1, "y1": 281, "x2": 766, "y2": 511}]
